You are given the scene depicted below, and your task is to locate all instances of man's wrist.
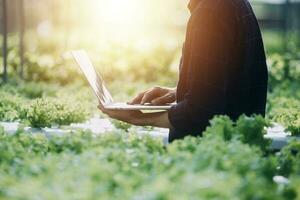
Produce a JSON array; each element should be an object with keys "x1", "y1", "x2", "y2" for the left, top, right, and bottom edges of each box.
[{"x1": 145, "y1": 112, "x2": 173, "y2": 129}]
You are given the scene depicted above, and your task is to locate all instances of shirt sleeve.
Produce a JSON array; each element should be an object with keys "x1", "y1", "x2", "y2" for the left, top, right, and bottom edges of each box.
[{"x1": 168, "y1": 7, "x2": 235, "y2": 138}]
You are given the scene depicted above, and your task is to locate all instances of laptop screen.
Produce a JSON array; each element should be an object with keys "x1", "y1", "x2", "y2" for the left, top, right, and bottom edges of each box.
[{"x1": 72, "y1": 50, "x2": 113, "y2": 105}]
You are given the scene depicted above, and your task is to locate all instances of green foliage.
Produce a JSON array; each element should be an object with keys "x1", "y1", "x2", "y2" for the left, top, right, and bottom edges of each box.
[
  {"x1": 26, "y1": 98, "x2": 89, "y2": 128},
  {"x1": 289, "y1": 177, "x2": 300, "y2": 200},
  {"x1": 203, "y1": 116, "x2": 235, "y2": 141},
  {"x1": 204, "y1": 115, "x2": 270, "y2": 152},
  {"x1": 268, "y1": 97, "x2": 300, "y2": 136},
  {"x1": 0, "y1": 83, "x2": 91, "y2": 127},
  {"x1": 266, "y1": 53, "x2": 300, "y2": 136},
  {"x1": 1, "y1": 81, "x2": 57, "y2": 99},
  {"x1": 236, "y1": 115, "x2": 270, "y2": 151},
  {"x1": 0, "y1": 129, "x2": 297, "y2": 200},
  {"x1": 24, "y1": 53, "x2": 81, "y2": 85},
  {"x1": 15, "y1": 38, "x2": 179, "y2": 86},
  {"x1": 25, "y1": 98, "x2": 57, "y2": 128},
  {"x1": 16, "y1": 82, "x2": 57, "y2": 99},
  {"x1": 268, "y1": 53, "x2": 300, "y2": 89},
  {"x1": 0, "y1": 91, "x2": 27, "y2": 122},
  {"x1": 169, "y1": 136, "x2": 276, "y2": 180},
  {"x1": 277, "y1": 140, "x2": 300, "y2": 177},
  {"x1": 111, "y1": 119, "x2": 132, "y2": 132},
  {"x1": 272, "y1": 110, "x2": 300, "y2": 136}
]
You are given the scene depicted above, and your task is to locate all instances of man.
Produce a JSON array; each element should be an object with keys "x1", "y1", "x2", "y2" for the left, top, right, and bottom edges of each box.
[{"x1": 98, "y1": 0, "x2": 268, "y2": 142}]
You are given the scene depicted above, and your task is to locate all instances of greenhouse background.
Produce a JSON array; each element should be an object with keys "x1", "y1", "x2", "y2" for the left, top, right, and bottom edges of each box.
[
  {"x1": 0, "y1": 0, "x2": 300, "y2": 199},
  {"x1": 1, "y1": 0, "x2": 300, "y2": 81}
]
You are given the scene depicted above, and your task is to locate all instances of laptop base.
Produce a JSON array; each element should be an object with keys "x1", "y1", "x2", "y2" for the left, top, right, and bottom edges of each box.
[{"x1": 104, "y1": 102, "x2": 173, "y2": 111}]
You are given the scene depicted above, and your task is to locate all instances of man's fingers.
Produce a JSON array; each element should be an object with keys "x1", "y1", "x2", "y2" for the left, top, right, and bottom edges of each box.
[
  {"x1": 151, "y1": 93, "x2": 174, "y2": 105},
  {"x1": 141, "y1": 89, "x2": 160, "y2": 104},
  {"x1": 128, "y1": 87, "x2": 163, "y2": 105},
  {"x1": 128, "y1": 91, "x2": 147, "y2": 105}
]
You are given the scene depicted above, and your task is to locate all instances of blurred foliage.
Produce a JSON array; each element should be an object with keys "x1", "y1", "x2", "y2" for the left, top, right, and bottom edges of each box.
[
  {"x1": 203, "y1": 115, "x2": 270, "y2": 153},
  {"x1": 0, "y1": 91, "x2": 27, "y2": 122},
  {"x1": 277, "y1": 139, "x2": 300, "y2": 177},
  {"x1": 265, "y1": 48, "x2": 300, "y2": 136},
  {"x1": 111, "y1": 120, "x2": 132, "y2": 132},
  {"x1": 267, "y1": 52, "x2": 300, "y2": 90},
  {"x1": 0, "y1": 118, "x2": 299, "y2": 199}
]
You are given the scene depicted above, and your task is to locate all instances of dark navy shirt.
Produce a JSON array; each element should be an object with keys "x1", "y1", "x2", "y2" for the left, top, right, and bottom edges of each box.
[{"x1": 168, "y1": 0, "x2": 268, "y2": 142}]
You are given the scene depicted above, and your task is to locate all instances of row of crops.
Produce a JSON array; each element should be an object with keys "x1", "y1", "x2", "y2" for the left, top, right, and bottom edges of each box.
[
  {"x1": 1, "y1": 50, "x2": 299, "y2": 134},
  {"x1": 0, "y1": 115, "x2": 300, "y2": 199},
  {"x1": 0, "y1": 81, "x2": 299, "y2": 135}
]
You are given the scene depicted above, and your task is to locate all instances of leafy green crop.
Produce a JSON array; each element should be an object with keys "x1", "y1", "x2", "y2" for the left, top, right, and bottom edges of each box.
[
  {"x1": 26, "y1": 98, "x2": 89, "y2": 128},
  {"x1": 0, "y1": 82, "x2": 93, "y2": 128},
  {"x1": 111, "y1": 119, "x2": 132, "y2": 132},
  {"x1": 1, "y1": 81, "x2": 57, "y2": 99},
  {"x1": 265, "y1": 53, "x2": 300, "y2": 136},
  {"x1": 0, "y1": 127, "x2": 298, "y2": 200},
  {"x1": 272, "y1": 110, "x2": 300, "y2": 136},
  {"x1": 277, "y1": 140, "x2": 300, "y2": 176},
  {"x1": 268, "y1": 53, "x2": 300, "y2": 89},
  {"x1": 0, "y1": 91, "x2": 27, "y2": 122},
  {"x1": 268, "y1": 97, "x2": 300, "y2": 136},
  {"x1": 204, "y1": 115, "x2": 270, "y2": 152}
]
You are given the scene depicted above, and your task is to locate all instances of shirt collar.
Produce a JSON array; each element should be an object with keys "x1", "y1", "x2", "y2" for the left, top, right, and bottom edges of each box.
[{"x1": 188, "y1": 0, "x2": 201, "y2": 13}]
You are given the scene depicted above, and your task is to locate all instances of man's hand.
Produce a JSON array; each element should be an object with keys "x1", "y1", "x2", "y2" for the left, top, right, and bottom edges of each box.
[
  {"x1": 98, "y1": 104, "x2": 173, "y2": 129},
  {"x1": 128, "y1": 87, "x2": 176, "y2": 105},
  {"x1": 98, "y1": 104, "x2": 144, "y2": 126}
]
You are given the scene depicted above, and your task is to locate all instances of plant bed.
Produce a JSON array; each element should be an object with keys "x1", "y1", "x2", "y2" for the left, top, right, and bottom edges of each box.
[{"x1": 0, "y1": 116, "x2": 300, "y2": 199}]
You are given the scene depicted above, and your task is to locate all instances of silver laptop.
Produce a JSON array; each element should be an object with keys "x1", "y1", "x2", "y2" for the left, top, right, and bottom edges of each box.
[{"x1": 71, "y1": 50, "x2": 174, "y2": 110}]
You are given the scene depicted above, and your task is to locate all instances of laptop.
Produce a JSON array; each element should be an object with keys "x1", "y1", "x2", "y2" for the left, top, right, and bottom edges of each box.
[{"x1": 71, "y1": 50, "x2": 174, "y2": 110}]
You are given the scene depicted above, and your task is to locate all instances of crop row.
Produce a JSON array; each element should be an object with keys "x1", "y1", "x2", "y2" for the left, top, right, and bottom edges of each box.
[
  {"x1": 0, "y1": 115, "x2": 299, "y2": 199},
  {"x1": 0, "y1": 83, "x2": 91, "y2": 127},
  {"x1": 1, "y1": 81, "x2": 300, "y2": 136}
]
